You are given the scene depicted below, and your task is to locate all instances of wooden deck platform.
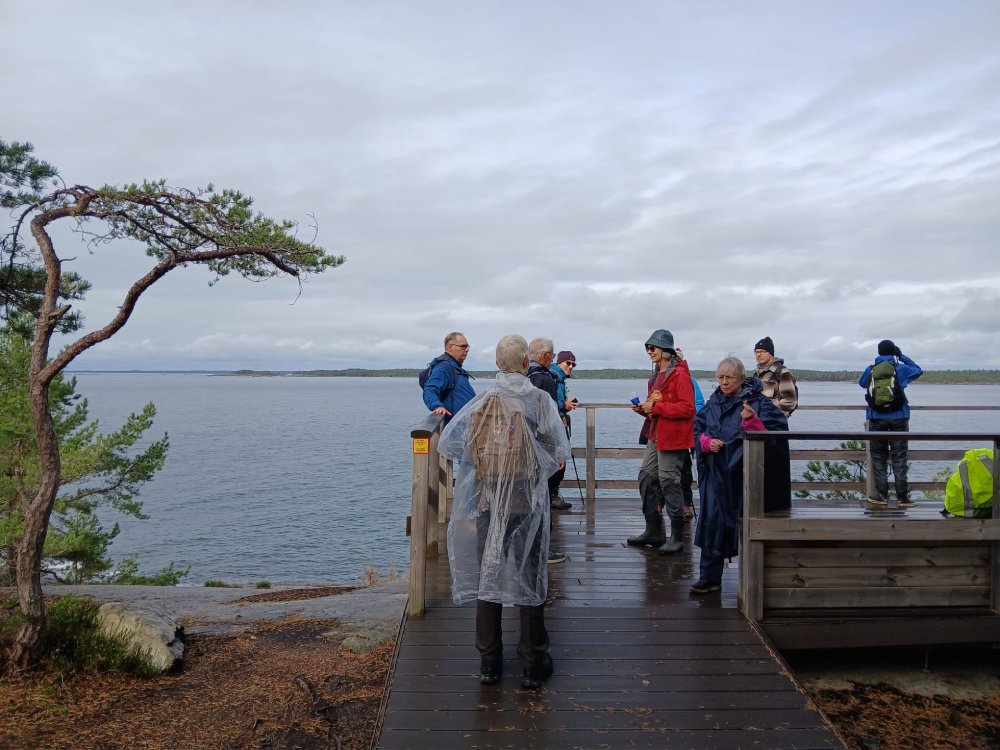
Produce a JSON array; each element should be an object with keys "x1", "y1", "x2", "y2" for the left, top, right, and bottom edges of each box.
[{"x1": 377, "y1": 497, "x2": 845, "y2": 749}]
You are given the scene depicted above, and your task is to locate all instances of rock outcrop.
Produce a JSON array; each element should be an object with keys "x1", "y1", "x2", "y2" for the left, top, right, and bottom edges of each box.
[{"x1": 96, "y1": 601, "x2": 184, "y2": 672}]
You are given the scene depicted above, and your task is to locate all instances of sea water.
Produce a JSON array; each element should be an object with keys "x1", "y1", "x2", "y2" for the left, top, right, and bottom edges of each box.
[{"x1": 72, "y1": 374, "x2": 1000, "y2": 584}]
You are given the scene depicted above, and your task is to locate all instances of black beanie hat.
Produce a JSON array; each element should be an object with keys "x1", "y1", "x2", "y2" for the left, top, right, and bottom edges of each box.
[
  {"x1": 754, "y1": 336, "x2": 774, "y2": 356},
  {"x1": 878, "y1": 339, "x2": 896, "y2": 356}
]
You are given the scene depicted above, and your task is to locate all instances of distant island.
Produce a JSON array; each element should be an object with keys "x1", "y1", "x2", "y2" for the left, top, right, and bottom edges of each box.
[{"x1": 224, "y1": 368, "x2": 1000, "y2": 384}]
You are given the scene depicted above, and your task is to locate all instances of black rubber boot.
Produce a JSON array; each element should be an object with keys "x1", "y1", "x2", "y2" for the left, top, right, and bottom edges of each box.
[
  {"x1": 657, "y1": 519, "x2": 685, "y2": 555},
  {"x1": 521, "y1": 652, "x2": 554, "y2": 690},
  {"x1": 626, "y1": 512, "x2": 665, "y2": 547}
]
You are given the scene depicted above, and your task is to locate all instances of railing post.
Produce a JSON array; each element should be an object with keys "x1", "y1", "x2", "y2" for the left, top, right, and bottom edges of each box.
[
  {"x1": 409, "y1": 442, "x2": 430, "y2": 617},
  {"x1": 585, "y1": 406, "x2": 597, "y2": 503},
  {"x1": 864, "y1": 419, "x2": 876, "y2": 503},
  {"x1": 741, "y1": 435, "x2": 766, "y2": 621},
  {"x1": 409, "y1": 414, "x2": 444, "y2": 617}
]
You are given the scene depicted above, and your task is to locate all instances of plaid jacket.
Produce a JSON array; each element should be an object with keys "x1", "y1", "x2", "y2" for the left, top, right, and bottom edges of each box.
[{"x1": 753, "y1": 357, "x2": 798, "y2": 417}]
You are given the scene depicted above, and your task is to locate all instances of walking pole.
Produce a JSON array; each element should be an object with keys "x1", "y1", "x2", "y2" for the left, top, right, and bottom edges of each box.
[{"x1": 565, "y1": 421, "x2": 585, "y2": 506}]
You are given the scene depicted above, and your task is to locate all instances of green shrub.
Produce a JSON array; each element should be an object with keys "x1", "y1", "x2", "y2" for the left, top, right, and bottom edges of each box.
[
  {"x1": 43, "y1": 594, "x2": 157, "y2": 676},
  {"x1": 104, "y1": 555, "x2": 189, "y2": 586},
  {"x1": 254, "y1": 581, "x2": 271, "y2": 589},
  {"x1": 796, "y1": 439, "x2": 867, "y2": 502},
  {"x1": 203, "y1": 579, "x2": 239, "y2": 588}
]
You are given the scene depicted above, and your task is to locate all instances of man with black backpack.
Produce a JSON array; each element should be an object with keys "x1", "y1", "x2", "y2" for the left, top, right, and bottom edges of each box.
[
  {"x1": 859, "y1": 340, "x2": 923, "y2": 508},
  {"x1": 421, "y1": 331, "x2": 476, "y2": 423}
]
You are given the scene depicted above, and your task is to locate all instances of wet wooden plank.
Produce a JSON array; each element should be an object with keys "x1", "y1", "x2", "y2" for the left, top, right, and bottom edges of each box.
[
  {"x1": 377, "y1": 496, "x2": 843, "y2": 749},
  {"x1": 379, "y1": 727, "x2": 841, "y2": 750}
]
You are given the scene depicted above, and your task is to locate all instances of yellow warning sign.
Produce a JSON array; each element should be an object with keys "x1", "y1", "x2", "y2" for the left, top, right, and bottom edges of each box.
[{"x1": 412, "y1": 438, "x2": 430, "y2": 454}]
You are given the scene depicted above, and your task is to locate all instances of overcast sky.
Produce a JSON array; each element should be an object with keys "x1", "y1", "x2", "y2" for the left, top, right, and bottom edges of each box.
[{"x1": 3, "y1": 1, "x2": 999, "y2": 372}]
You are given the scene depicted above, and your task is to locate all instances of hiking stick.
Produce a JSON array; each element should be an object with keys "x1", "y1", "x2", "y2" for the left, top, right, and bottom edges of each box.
[{"x1": 565, "y1": 421, "x2": 585, "y2": 506}]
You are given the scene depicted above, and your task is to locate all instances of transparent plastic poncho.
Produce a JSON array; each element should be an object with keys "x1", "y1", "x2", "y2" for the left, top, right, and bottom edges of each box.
[{"x1": 439, "y1": 372, "x2": 570, "y2": 606}]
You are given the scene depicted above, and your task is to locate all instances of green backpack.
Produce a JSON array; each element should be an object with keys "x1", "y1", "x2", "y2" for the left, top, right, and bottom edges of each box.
[
  {"x1": 943, "y1": 449, "x2": 995, "y2": 518},
  {"x1": 865, "y1": 360, "x2": 906, "y2": 412}
]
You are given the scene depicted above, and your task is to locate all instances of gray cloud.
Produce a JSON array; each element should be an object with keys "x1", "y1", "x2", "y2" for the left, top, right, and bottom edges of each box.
[{"x1": 3, "y1": 1, "x2": 999, "y2": 373}]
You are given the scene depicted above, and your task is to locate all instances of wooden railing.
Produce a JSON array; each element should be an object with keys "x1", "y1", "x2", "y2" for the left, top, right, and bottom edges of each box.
[
  {"x1": 407, "y1": 413, "x2": 448, "y2": 616},
  {"x1": 572, "y1": 403, "x2": 998, "y2": 502},
  {"x1": 740, "y1": 430, "x2": 1000, "y2": 649},
  {"x1": 408, "y1": 404, "x2": 1000, "y2": 621}
]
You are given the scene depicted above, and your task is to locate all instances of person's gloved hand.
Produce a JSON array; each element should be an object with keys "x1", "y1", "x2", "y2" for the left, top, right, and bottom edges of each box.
[{"x1": 894, "y1": 345, "x2": 902, "y2": 357}]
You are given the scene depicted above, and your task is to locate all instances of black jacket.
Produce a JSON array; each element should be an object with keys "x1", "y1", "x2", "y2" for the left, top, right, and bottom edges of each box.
[{"x1": 527, "y1": 361, "x2": 558, "y2": 404}]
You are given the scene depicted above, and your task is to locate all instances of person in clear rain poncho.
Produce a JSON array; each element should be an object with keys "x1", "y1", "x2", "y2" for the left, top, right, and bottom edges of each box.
[{"x1": 439, "y1": 334, "x2": 570, "y2": 690}]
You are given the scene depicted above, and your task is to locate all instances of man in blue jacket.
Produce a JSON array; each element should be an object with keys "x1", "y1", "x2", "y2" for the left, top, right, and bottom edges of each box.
[
  {"x1": 422, "y1": 331, "x2": 476, "y2": 423},
  {"x1": 858, "y1": 340, "x2": 923, "y2": 508}
]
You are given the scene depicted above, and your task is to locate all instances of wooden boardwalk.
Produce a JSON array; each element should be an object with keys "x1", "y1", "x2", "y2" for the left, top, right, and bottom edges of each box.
[{"x1": 377, "y1": 497, "x2": 845, "y2": 749}]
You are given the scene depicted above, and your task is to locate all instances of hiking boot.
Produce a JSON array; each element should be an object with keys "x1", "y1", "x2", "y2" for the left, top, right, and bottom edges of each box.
[
  {"x1": 689, "y1": 579, "x2": 721, "y2": 594},
  {"x1": 657, "y1": 520, "x2": 685, "y2": 555},
  {"x1": 550, "y1": 494, "x2": 572, "y2": 511},
  {"x1": 547, "y1": 549, "x2": 567, "y2": 565},
  {"x1": 896, "y1": 498, "x2": 916, "y2": 509},
  {"x1": 867, "y1": 496, "x2": 888, "y2": 507},
  {"x1": 521, "y1": 652, "x2": 553, "y2": 690},
  {"x1": 480, "y1": 657, "x2": 502, "y2": 685},
  {"x1": 626, "y1": 512, "x2": 665, "y2": 547}
]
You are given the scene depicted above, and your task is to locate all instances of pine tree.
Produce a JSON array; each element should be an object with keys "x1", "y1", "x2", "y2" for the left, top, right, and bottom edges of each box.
[
  {"x1": 2, "y1": 139, "x2": 343, "y2": 671},
  {"x1": 1, "y1": 323, "x2": 173, "y2": 586}
]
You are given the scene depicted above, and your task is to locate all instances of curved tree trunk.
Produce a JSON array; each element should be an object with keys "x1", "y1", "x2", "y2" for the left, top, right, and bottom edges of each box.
[
  {"x1": 8, "y1": 218, "x2": 64, "y2": 672},
  {"x1": 11, "y1": 374, "x2": 60, "y2": 671}
]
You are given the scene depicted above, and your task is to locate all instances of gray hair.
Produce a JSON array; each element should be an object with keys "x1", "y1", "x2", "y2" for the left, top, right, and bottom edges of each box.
[
  {"x1": 715, "y1": 355, "x2": 746, "y2": 381},
  {"x1": 443, "y1": 331, "x2": 465, "y2": 348},
  {"x1": 495, "y1": 334, "x2": 529, "y2": 373},
  {"x1": 527, "y1": 337, "x2": 554, "y2": 360}
]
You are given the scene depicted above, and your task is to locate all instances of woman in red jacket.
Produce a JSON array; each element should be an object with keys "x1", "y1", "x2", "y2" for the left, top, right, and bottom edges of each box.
[{"x1": 626, "y1": 329, "x2": 697, "y2": 555}]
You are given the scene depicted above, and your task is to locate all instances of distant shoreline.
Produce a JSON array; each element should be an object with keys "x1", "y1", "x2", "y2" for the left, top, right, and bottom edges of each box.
[{"x1": 68, "y1": 368, "x2": 1000, "y2": 384}]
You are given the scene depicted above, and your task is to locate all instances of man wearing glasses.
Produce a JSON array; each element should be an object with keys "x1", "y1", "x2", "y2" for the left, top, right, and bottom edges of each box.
[
  {"x1": 526, "y1": 338, "x2": 571, "y2": 564},
  {"x1": 422, "y1": 331, "x2": 476, "y2": 422}
]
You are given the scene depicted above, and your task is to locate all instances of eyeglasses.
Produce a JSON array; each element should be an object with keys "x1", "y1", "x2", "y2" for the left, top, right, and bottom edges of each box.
[
  {"x1": 645, "y1": 345, "x2": 659, "y2": 353},
  {"x1": 717, "y1": 374, "x2": 740, "y2": 382},
  {"x1": 452, "y1": 343, "x2": 470, "y2": 350}
]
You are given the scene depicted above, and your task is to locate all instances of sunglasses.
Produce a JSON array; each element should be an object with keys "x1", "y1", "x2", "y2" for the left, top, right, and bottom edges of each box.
[
  {"x1": 453, "y1": 343, "x2": 470, "y2": 350},
  {"x1": 565, "y1": 361, "x2": 576, "y2": 368},
  {"x1": 645, "y1": 345, "x2": 659, "y2": 353}
]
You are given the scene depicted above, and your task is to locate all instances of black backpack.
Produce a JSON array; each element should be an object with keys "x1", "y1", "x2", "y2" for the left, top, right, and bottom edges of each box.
[{"x1": 865, "y1": 360, "x2": 906, "y2": 412}]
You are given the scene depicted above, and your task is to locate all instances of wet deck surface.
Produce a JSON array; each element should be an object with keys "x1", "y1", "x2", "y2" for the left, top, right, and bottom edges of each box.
[{"x1": 378, "y1": 496, "x2": 845, "y2": 749}]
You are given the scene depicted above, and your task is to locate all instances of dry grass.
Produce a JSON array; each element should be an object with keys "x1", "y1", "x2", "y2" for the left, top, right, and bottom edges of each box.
[
  {"x1": 3, "y1": 610, "x2": 999, "y2": 750},
  {"x1": 812, "y1": 682, "x2": 1000, "y2": 750},
  {"x1": 0, "y1": 619, "x2": 394, "y2": 750}
]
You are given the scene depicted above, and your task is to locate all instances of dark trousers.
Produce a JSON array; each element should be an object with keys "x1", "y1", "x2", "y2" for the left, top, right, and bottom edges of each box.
[
  {"x1": 699, "y1": 551, "x2": 725, "y2": 584},
  {"x1": 548, "y1": 466, "x2": 566, "y2": 499},
  {"x1": 476, "y1": 599, "x2": 549, "y2": 670},
  {"x1": 869, "y1": 418, "x2": 910, "y2": 500},
  {"x1": 547, "y1": 417, "x2": 570, "y2": 499},
  {"x1": 681, "y1": 449, "x2": 694, "y2": 509},
  {"x1": 475, "y1": 507, "x2": 549, "y2": 670}
]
